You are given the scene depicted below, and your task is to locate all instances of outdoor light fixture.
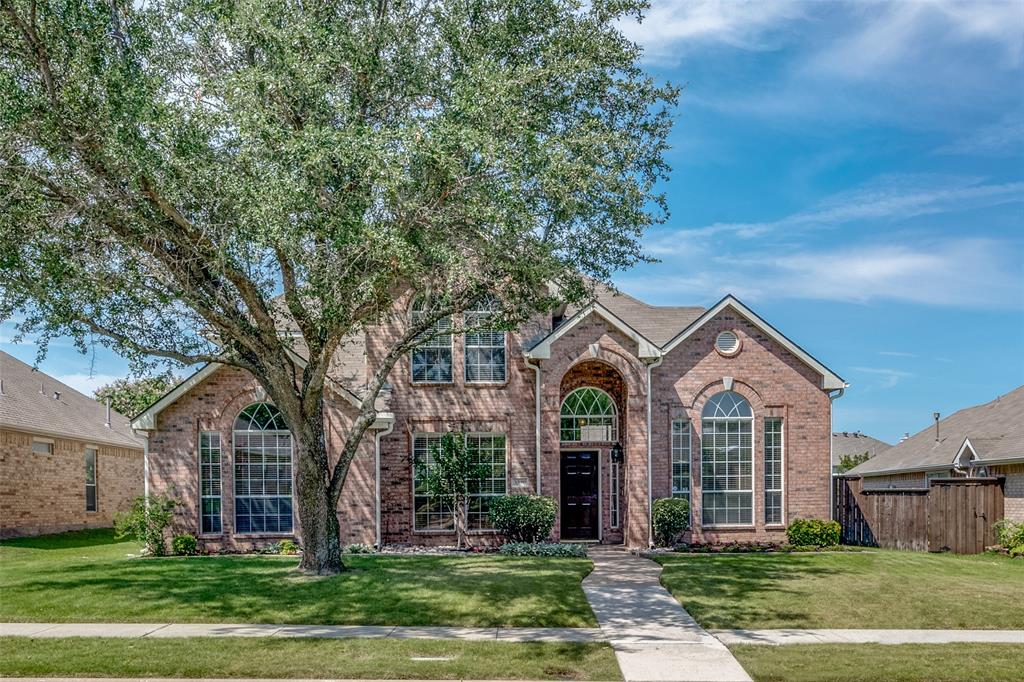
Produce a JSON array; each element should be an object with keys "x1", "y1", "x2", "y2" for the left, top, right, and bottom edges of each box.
[{"x1": 611, "y1": 442, "x2": 624, "y2": 463}]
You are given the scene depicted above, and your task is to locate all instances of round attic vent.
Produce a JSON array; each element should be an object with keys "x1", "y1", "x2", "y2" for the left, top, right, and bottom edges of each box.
[{"x1": 715, "y1": 330, "x2": 741, "y2": 356}]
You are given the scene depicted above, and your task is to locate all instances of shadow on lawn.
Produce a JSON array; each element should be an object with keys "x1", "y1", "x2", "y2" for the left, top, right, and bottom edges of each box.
[
  {"x1": 0, "y1": 528, "x2": 128, "y2": 550},
  {"x1": 6, "y1": 548, "x2": 594, "y2": 627}
]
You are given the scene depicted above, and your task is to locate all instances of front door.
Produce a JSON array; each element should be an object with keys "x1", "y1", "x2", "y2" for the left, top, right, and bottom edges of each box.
[{"x1": 561, "y1": 451, "x2": 599, "y2": 540}]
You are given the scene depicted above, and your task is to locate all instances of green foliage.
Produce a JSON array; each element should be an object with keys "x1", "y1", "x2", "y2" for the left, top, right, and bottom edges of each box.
[
  {"x1": 114, "y1": 494, "x2": 179, "y2": 556},
  {"x1": 499, "y1": 542, "x2": 587, "y2": 557},
  {"x1": 171, "y1": 534, "x2": 198, "y2": 556},
  {"x1": 93, "y1": 373, "x2": 180, "y2": 419},
  {"x1": 344, "y1": 543, "x2": 375, "y2": 554},
  {"x1": 836, "y1": 452, "x2": 871, "y2": 474},
  {"x1": 786, "y1": 519, "x2": 841, "y2": 547},
  {"x1": 1009, "y1": 545, "x2": 1023, "y2": 558},
  {"x1": 992, "y1": 519, "x2": 1024, "y2": 549},
  {"x1": 416, "y1": 432, "x2": 489, "y2": 549},
  {"x1": 277, "y1": 540, "x2": 300, "y2": 555},
  {"x1": 488, "y1": 495, "x2": 557, "y2": 543},
  {"x1": 652, "y1": 497, "x2": 690, "y2": 547}
]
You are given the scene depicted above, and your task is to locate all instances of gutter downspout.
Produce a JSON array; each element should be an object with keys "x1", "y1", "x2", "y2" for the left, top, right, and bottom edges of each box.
[
  {"x1": 374, "y1": 420, "x2": 395, "y2": 548},
  {"x1": 646, "y1": 355, "x2": 663, "y2": 548},
  {"x1": 526, "y1": 359, "x2": 543, "y2": 494},
  {"x1": 138, "y1": 431, "x2": 150, "y2": 504},
  {"x1": 828, "y1": 386, "x2": 847, "y2": 520}
]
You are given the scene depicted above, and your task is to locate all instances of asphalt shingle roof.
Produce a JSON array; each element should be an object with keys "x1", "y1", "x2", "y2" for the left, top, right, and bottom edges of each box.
[
  {"x1": 846, "y1": 385, "x2": 1024, "y2": 476},
  {"x1": 831, "y1": 431, "x2": 891, "y2": 468},
  {"x1": 565, "y1": 284, "x2": 706, "y2": 347},
  {"x1": 0, "y1": 351, "x2": 144, "y2": 449}
]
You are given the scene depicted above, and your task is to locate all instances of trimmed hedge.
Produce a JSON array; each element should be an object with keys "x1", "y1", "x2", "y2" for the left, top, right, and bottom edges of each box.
[
  {"x1": 171, "y1": 533, "x2": 198, "y2": 556},
  {"x1": 786, "y1": 518, "x2": 841, "y2": 547},
  {"x1": 499, "y1": 542, "x2": 587, "y2": 557},
  {"x1": 652, "y1": 497, "x2": 690, "y2": 547},
  {"x1": 489, "y1": 495, "x2": 556, "y2": 542}
]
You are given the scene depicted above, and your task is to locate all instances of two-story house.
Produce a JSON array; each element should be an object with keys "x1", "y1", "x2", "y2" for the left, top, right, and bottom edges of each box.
[{"x1": 132, "y1": 287, "x2": 846, "y2": 549}]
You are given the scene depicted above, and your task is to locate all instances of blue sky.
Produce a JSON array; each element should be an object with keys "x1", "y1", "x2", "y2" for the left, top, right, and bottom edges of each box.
[{"x1": 2, "y1": 0, "x2": 1023, "y2": 443}]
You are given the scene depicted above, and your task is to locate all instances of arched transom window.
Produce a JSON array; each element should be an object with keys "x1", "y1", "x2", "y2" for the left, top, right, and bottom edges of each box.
[
  {"x1": 234, "y1": 403, "x2": 293, "y2": 534},
  {"x1": 700, "y1": 391, "x2": 753, "y2": 526},
  {"x1": 560, "y1": 388, "x2": 618, "y2": 443}
]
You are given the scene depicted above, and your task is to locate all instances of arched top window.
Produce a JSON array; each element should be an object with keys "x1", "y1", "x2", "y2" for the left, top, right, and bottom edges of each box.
[
  {"x1": 464, "y1": 295, "x2": 506, "y2": 383},
  {"x1": 234, "y1": 402, "x2": 289, "y2": 431},
  {"x1": 560, "y1": 387, "x2": 618, "y2": 442},
  {"x1": 701, "y1": 391, "x2": 752, "y2": 419}
]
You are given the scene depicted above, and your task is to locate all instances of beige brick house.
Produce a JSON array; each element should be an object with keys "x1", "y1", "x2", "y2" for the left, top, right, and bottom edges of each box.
[
  {"x1": 0, "y1": 351, "x2": 145, "y2": 538},
  {"x1": 133, "y1": 289, "x2": 847, "y2": 550},
  {"x1": 846, "y1": 386, "x2": 1024, "y2": 522}
]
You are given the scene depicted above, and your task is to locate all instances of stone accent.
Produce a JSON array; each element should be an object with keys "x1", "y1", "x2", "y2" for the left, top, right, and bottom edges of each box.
[
  {"x1": 997, "y1": 463, "x2": 1024, "y2": 522},
  {"x1": 0, "y1": 428, "x2": 143, "y2": 539}
]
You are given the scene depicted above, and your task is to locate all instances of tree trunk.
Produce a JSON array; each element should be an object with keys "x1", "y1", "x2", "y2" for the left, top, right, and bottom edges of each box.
[{"x1": 294, "y1": 428, "x2": 344, "y2": 574}]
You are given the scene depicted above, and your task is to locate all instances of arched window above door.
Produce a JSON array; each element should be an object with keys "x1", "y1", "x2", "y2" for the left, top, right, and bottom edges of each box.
[{"x1": 560, "y1": 387, "x2": 618, "y2": 443}]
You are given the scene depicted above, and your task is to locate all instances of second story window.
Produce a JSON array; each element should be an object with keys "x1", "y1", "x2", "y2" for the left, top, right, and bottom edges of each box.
[
  {"x1": 464, "y1": 296, "x2": 506, "y2": 383},
  {"x1": 411, "y1": 298, "x2": 453, "y2": 383}
]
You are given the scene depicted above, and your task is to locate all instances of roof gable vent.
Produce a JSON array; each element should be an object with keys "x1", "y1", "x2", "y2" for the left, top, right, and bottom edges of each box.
[{"x1": 715, "y1": 330, "x2": 741, "y2": 356}]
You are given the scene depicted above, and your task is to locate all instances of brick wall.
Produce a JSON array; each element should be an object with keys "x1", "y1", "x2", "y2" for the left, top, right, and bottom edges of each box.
[
  {"x1": 0, "y1": 428, "x2": 143, "y2": 539},
  {"x1": 997, "y1": 463, "x2": 1024, "y2": 522}
]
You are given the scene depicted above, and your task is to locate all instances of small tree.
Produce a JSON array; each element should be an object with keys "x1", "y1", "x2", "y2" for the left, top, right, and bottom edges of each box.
[
  {"x1": 415, "y1": 432, "x2": 488, "y2": 550},
  {"x1": 94, "y1": 373, "x2": 180, "y2": 418},
  {"x1": 114, "y1": 493, "x2": 179, "y2": 555},
  {"x1": 837, "y1": 452, "x2": 871, "y2": 474}
]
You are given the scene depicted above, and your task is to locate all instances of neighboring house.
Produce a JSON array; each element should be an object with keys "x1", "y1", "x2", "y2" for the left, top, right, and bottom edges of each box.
[
  {"x1": 845, "y1": 385, "x2": 1024, "y2": 521},
  {"x1": 0, "y1": 351, "x2": 145, "y2": 538},
  {"x1": 832, "y1": 431, "x2": 891, "y2": 474},
  {"x1": 132, "y1": 289, "x2": 847, "y2": 550}
]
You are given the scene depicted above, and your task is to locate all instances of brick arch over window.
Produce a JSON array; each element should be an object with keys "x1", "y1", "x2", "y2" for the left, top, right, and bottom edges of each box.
[
  {"x1": 559, "y1": 360, "x2": 628, "y2": 438},
  {"x1": 691, "y1": 379, "x2": 766, "y2": 416}
]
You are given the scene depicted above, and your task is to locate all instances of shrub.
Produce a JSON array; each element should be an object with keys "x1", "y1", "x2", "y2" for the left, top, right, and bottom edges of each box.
[
  {"x1": 786, "y1": 518, "x2": 841, "y2": 547},
  {"x1": 1009, "y1": 545, "x2": 1024, "y2": 558},
  {"x1": 277, "y1": 539, "x2": 300, "y2": 555},
  {"x1": 499, "y1": 542, "x2": 587, "y2": 557},
  {"x1": 993, "y1": 520, "x2": 1024, "y2": 549},
  {"x1": 114, "y1": 494, "x2": 179, "y2": 556},
  {"x1": 344, "y1": 543, "x2": 374, "y2": 554},
  {"x1": 652, "y1": 497, "x2": 690, "y2": 547},
  {"x1": 171, "y1": 534, "x2": 198, "y2": 556},
  {"x1": 489, "y1": 495, "x2": 557, "y2": 542}
]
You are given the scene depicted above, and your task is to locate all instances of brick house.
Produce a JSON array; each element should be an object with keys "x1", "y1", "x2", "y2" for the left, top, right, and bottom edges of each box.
[
  {"x1": 845, "y1": 386, "x2": 1024, "y2": 522},
  {"x1": 132, "y1": 289, "x2": 847, "y2": 550},
  {"x1": 0, "y1": 351, "x2": 145, "y2": 538}
]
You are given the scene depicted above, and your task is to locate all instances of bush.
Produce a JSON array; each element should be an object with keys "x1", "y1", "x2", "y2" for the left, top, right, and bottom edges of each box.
[
  {"x1": 344, "y1": 543, "x2": 374, "y2": 554},
  {"x1": 277, "y1": 539, "x2": 300, "y2": 555},
  {"x1": 1010, "y1": 545, "x2": 1024, "y2": 558},
  {"x1": 489, "y1": 495, "x2": 556, "y2": 542},
  {"x1": 652, "y1": 497, "x2": 690, "y2": 547},
  {"x1": 499, "y1": 542, "x2": 587, "y2": 557},
  {"x1": 993, "y1": 519, "x2": 1024, "y2": 549},
  {"x1": 171, "y1": 534, "x2": 198, "y2": 556},
  {"x1": 786, "y1": 518, "x2": 841, "y2": 547},
  {"x1": 114, "y1": 494, "x2": 179, "y2": 556}
]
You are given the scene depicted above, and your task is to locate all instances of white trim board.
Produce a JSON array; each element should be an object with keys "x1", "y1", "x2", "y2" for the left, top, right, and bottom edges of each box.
[{"x1": 523, "y1": 302, "x2": 661, "y2": 360}]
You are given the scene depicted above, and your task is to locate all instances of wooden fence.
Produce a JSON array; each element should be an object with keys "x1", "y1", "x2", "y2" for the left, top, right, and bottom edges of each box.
[{"x1": 833, "y1": 476, "x2": 1004, "y2": 554}]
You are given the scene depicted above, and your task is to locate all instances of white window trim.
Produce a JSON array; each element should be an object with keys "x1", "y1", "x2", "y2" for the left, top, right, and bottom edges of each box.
[
  {"x1": 411, "y1": 431, "x2": 509, "y2": 533},
  {"x1": 609, "y1": 459, "x2": 621, "y2": 530},
  {"x1": 232, "y1": 404, "x2": 295, "y2": 536},
  {"x1": 700, "y1": 407, "x2": 756, "y2": 529},
  {"x1": 463, "y1": 301, "x2": 507, "y2": 384},
  {"x1": 559, "y1": 387, "x2": 619, "y2": 444},
  {"x1": 199, "y1": 431, "x2": 223, "y2": 536},
  {"x1": 84, "y1": 445, "x2": 98, "y2": 513},
  {"x1": 32, "y1": 437, "x2": 55, "y2": 455},
  {"x1": 763, "y1": 417, "x2": 785, "y2": 527},
  {"x1": 410, "y1": 302, "x2": 454, "y2": 385},
  {"x1": 671, "y1": 419, "x2": 692, "y2": 502}
]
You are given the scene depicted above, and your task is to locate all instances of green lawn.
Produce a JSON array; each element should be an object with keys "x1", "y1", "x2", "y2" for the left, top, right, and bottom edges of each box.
[
  {"x1": 655, "y1": 550, "x2": 1024, "y2": 630},
  {"x1": 730, "y1": 643, "x2": 1024, "y2": 682},
  {"x1": 0, "y1": 529, "x2": 596, "y2": 627},
  {"x1": 0, "y1": 636, "x2": 622, "y2": 680}
]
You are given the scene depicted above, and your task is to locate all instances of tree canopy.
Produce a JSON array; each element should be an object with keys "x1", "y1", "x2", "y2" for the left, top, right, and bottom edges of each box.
[{"x1": 94, "y1": 373, "x2": 181, "y2": 418}]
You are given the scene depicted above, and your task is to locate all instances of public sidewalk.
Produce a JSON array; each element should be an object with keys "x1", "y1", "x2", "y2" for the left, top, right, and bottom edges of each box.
[{"x1": 581, "y1": 547, "x2": 753, "y2": 682}]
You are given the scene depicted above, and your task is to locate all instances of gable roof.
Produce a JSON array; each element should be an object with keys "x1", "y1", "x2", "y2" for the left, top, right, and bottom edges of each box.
[
  {"x1": 524, "y1": 301, "x2": 663, "y2": 359},
  {"x1": 847, "y1": 385, "x2": 1024, "y2": 477},
  {"x1": 564, "y1": 286, "x2": 706, "y2": 347},
  {"x1": 0, "y1": 351, "x2": 144, "y2": 449},
  {"x1": 832, "y1": 431, "x2": 891, "y2": 469}
]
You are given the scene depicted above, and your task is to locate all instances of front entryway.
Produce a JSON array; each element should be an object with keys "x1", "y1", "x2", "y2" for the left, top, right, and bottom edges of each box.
[{"x1": 560, "y1": 450, "x2": 599, "y2": 540}]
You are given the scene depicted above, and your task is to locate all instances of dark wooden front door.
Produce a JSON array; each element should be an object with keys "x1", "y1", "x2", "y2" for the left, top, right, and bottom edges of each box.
[{"x1": 561, "y1": 451, "x2": 599, "y2": 540}]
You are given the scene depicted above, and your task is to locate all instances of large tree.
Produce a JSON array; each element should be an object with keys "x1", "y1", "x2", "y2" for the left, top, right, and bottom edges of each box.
[{"x1": 0, "y1": 0, "x2": 677, "y2": 573}]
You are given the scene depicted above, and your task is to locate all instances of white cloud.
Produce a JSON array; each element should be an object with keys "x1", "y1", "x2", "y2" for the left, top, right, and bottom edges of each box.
[
  {"x1": 850, "y1": 366, "x2": 916, "y2": 389},
  {"x1": 936, "y1": 112, "x2": 1024, "y2": 157},
  {"x1": 56, "y1": 373, "x2": 121, "y2": 397},
  {"x1": 879, "y1": 351, "x2": 916, "y2": 358}
]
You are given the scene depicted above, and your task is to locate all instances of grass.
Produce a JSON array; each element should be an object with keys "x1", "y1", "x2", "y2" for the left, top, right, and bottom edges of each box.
[
  {"x1": 655, "y1": 550, "x2": 1024, "y2": 630},
  {"x1": 0, "y1": 529, "x2": 596, "y2": 627},
  {"x1": 0, "y1": 636, "x2": 622, "y2": 680},
  {"x1": 729, "y1": 643, "x2": 1024, "y2": 682}
]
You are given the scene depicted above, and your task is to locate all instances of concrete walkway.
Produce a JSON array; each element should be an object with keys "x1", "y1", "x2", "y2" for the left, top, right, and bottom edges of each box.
[
  {"x1": 581, "y1": 548, "x2": 752, "y2": 682},
  {"x1": 713, "y1": 628, "x2": 1024, "y2": 646}
]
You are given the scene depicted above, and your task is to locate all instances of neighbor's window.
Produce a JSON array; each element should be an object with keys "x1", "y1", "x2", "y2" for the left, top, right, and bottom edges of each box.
[
  {"x1": 234, "y1": 403, "x2": 293, "y2": 534},
  {"x1": 32, "y1": 439, "x2": 53, "y2": 455},
  {"x1": 412, "y1": 432, "x2": 507, "y2": 531},
  {"x1": 464, "y1": 296, "x2": 506, "y2": 383},
  {"x1": 84, "y1": 447, "x2": 97, "y2": 512},
  {"x1": 700, "y1": 391, "x2": 753, "y2": 526},
  {"x1": 671, "y1": 419, "x2": 691, "y2": 505},
  {"x1": 764, "y1": 418, "x2": 783, "y2": 525},
  {"x1": 199, "y1": 431, "x2": 222, "y2": 534},
  {"x1": 410, "y1": 298, "x2": 453, "y2": 383},
  {"x1": 560, "y1": 388, "x2": 618, "y2": 442}
]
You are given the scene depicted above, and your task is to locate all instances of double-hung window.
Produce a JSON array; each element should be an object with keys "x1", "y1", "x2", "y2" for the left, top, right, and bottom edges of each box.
[
  {"x1": 413, "y1": 432, "x2": 507, "y2": 531},
  {"x1": 199, "y1": 432, "x2": 222, "y2": 534},
  {"x1": 84, "y1": 447, "x2": 97, "y2": 512},
  {"x1": 464, "y1": 297, "x2": 506, "y2": 383},
  {"x1": 700, "y1": 391, "x2": 754, "y2": 526},
  {"x1": 671, "y1": 420, "x2": 691, "y2": 504},
  {"x1": 764, "y1": 418, "x2": 783, "y2": 525},
  {"x1": 410, "y1": 299, "x2": 453, "y2": 383}
]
